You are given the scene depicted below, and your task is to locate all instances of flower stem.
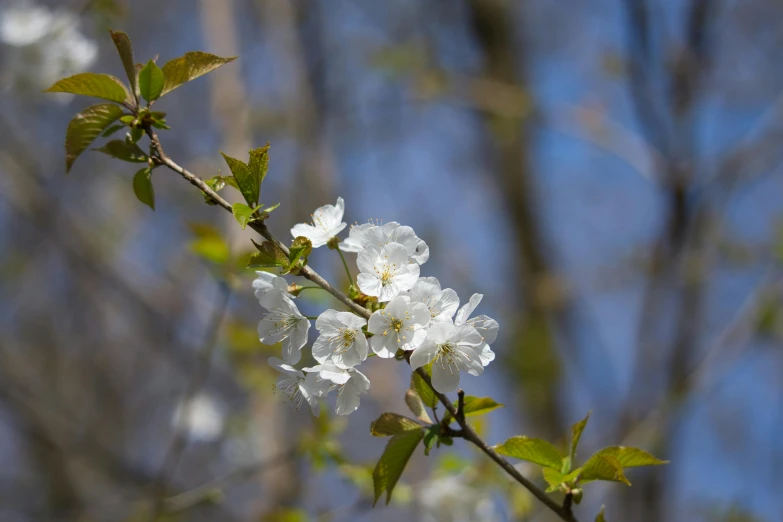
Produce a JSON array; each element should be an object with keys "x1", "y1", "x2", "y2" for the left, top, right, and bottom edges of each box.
[
  {"x1": 335, "y1": 244, "x2": 354, "y2": 287},
  {"x1": 297, "y1": 286, "x2": 326, "y2": 293}
]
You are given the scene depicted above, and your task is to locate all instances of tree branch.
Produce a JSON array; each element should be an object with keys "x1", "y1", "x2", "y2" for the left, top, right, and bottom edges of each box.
[{"x1": 147, "y1": 129, "x2": 578, "y2": 522}]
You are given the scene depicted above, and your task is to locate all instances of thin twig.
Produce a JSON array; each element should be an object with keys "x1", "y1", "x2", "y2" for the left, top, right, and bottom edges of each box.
[{"x1": 148, "y1": 130, "x2": 579, "y2": 522}]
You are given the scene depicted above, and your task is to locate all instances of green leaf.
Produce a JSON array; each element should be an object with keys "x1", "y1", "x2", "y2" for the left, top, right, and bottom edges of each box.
[
  {"x1": 45, "y1": 73, "x2": 130, "y2": 103},
  {"x1": 443, "y1": 396, "x2": 504, "y2": 423},
  {"x1": 101, "y1": 123, "x2": 125, "y2": 138},
  {"x1": 64, "y1": 103, "x2": 124, "y2": 173},
  {"x1": 494, "y1": 436, "x2": 563, "y2": 470},
  {"x1": 411, "y1": 367, "x2": 437, "y2": 409},
  {"x1": 404, "y1": 389, "x2": 432, "y2": 424},
  {"x1": 580, "y1": 454, "x2": 631, "y2": 486},
  {"x1": 160, "y1": 52, "x2": 237, "y2": 96},
  {"x1": 220, "y1": 152, "x2": 259, "y2": 207},
  {"x1": 596, "y1": 505, "x2": 607, "y2": 522},
  {"x1": 372, "y1": 428, "x2": 423, "y2": 506},
  {"x1": 569, "y1": 412, "x2": 590, "y2": 464},
  {"x1": 109, "y1": 30, "x2": 138, "y2": 101},
  {"x1": 370, "y1": 413, "x2": 422, "y2": 437},
  {"x1": 247, "y1": 240, "x2": 288, "y2": 268},
  {"x1": 284, "y1": 236, "x2": 312, "y2": 274},
  {"x1": 95, "y1": 140, "x2": 147, "y2": 162},
  {"x1": 132, "y1": 167, "x2": 154, "y2": 210},
  {"x1": 594, "y1": 446, "x2": 668, "y2": 468},
  {"x1": 542, "y1": 467, "x2": 565, "y2": 492},
  {"x1": 129, "y1": 126, "x2": 144, "y2": 143},
  {"x1": 423, "y1": 425, "x2": 439, "y2": 456},
  {"x1": 139, "y1": 60, "x2": 165, "y2": 102},
  {"x1": 249, "y1": 143, "x2": 270, "y2": 186},
  {"x1": 259, "y1": 202, "x2": 280, "y2": 220},
  {"x1": 232, "y1": 202, "x2": 261, "y2": 230}
]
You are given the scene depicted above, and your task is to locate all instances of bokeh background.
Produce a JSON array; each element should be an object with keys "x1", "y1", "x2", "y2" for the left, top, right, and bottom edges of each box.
[{"x1": 1, "y1": 0, "x2": 781, "y2": 521}]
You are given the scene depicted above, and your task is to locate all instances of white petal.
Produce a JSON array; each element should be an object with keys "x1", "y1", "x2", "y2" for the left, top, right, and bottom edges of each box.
[
  {"x1": 455, "y1": 293, "x2": 483, "y2": 325},
  {"x1": 412, "y1": 239, "x2": 429, "y2": 264},
  {"x1": 455, "y1": 345, "x2": 484, "y2": 376},
  {"x1": 257, "y1": 316, "x2": 286, "y2": 345},
  {"x1": 311, "y1": 335, "x2": 333, "y2": 363},
  {"x1": 475, "y1": 342, "x2": 496, "y2": 366},
  {"x1": 393, "y1": 263, "x2": 420, "y2": 293},
  {"x1": 356, "y1": 246, "x2": 380, "y2": 275},
  {"x1": 357, "y1": 273, "x2": 382, "y2": 297},
  {"x1": 384, "y1": 242, "x2": 411, "y2": 267},
  {"x1": 469, "y1": 315, "x2": 499, "y2": 345},
  {"x1": 338, "y1": 312, "x2": 367, "y2": 330},
  {"x1": 367, "y1": 310, "x2": 387, "y2": 335},
  {"x1": 267, "y1": 356, "x2": 302, "y2": 378},
  {"x1": 427, "y1": 322, "x2": 456, "y2": 344},
  {"x1": 290, "y1": 222, "x2": 317, "y2": 241},
  {"x1": 455, "y1": 324, "x2": 483, "y2": 346},
  {"x1": 316, "y1": 363, "x2": 351, "y2": 385},
  {"x1": 370, "y1": 333, "x2": 397, "y2": 358},
  {"x1": 377, "y1": 280, "x2": 400, "y2": 302},
  {"x1": 431, "y1": 362, "x2": 461, "y2": 393},
  {"x1": 405, "y1": 328, "x2": 428, "y2": 350},
  {"x1": 315, "y1": 309, "x2": 343, "y2": 333},
  {"x1": 280, "y1": 336, "x2": 302, "y2": 365},
  {"x1": 341, "y1": 223, "x2": 377, "y2": 252},
  {"x1": 436, "y1": 289, "x2": 460, "y2": 320},
  {"x1": 354, "y1": 331, "x2": 369, "y2": 360},
  {"x1": 410, "y1": 340, "x2": 438, "y2": 369},
  {"x1": 409, "y1": 302, "x2": 432, "y2": 329},
  {"x1": 383, "y1": 296, "x2": 410, "y2": 317}
]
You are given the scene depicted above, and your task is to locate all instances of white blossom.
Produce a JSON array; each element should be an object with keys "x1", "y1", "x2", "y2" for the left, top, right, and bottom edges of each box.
[
  {"x1": 0, "y1": 2, "x2": 53, "y2": 46},
  {"x1": 305, "y1": 361, "x2": 370, "y2": 416},
  {"x1": 290, "y1": 197, "x2": 347, "y2": 248},
  {"x1": 268, "y1": 357, "x2": 330, "y2": 416},
  {"x1": 342, "y1": 221, "x2": 429, "y2": 264},
  {"x1": 410, "y1": 321, "x2": 484, "y2": 393},
  {"x1": 252, "y1": 271, "x2": 290, "y2": 301},
  {"x1": 401, "y1": 277, "x2": 460, "y2": 323},
  {"x1": 257, "y1": 291, "x2": 310, "y2": 365},
  {"x1": 171, "y1": 393, "x2": 224, "y2": 442},
  {"x1": 454, "y1": 293, "x2": 499, "y2": 365},
  {"x1": 367, "y1": 296, "x2": 430, "y2": 357},
  {"x1": 356, "y1": 243, "x2": 420, "y2": 302},
  {"x1": 312, "y1": 309, "x2": 368, "y2": 369}
]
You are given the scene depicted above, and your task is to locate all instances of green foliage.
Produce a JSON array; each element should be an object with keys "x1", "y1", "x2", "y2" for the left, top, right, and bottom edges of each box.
[
  {"x1": 109, "y1": 30, "x2": 138, "y2": 101},
  {"x1": 596, "y1": 505, "x2": 607, "y2": 522},
  {"x1": 231, "y1": 202, "x2": 261, "y2": 230},
  {"x1": 284, "y1": 236, "x2": 312, "y2": 274},
  {"x1": 139, "y1": 60, "x2": 165, "y2": 103},
  {"x1": 494, "y1": 436, "x2": 563, "y2": 470},
  {"x1": 221, "y1": 152, "x2": 259, "y2": 207},
  {"x1": 594, "y1": 446, "x2": 668, "y2": 468},
  {"x1": 410, "y1": 367, "x2": 437, "y2": 408},
  {"x1": 249, "y1": 143, "x2": 270, "y2": 187},
  {"x1": 45, "y1": 73, "x2": 130, "y2": 104},
  {"x1": 160, "y1": 52, "x2": 237, "y2": 96},
  {"x1": 65, "y1": 103, "x2": 124, "y2": 172},
  {"x1": 569, "y1": 411, "x2": 590, "y2": 464},
  {"x1": 442, "y1": 396, "x2": 504, "y2": 423},
  {"x1": 372, "y1": 428, "x2": 423, "y2": 506},
  {"x1": 247, "y1": 239, "x2": 288, "y2": 269},
  {"x1": 95, "y1": 139, "x2": 148, "y2": 163},
  {"x1": 132, "y1": 167, "x2": 154, "y2": 210},
  {"x1": 580, "y1": 454, "x2": 630, "y2": 486},
  {"x1": 370, "y1": 412, "x2": 422, "y2": 436},
  {"x1": 404, "y1": 389, "x2": 432, "y2": 423}
]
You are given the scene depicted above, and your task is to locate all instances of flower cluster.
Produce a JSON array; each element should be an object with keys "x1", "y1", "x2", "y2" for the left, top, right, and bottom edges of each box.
[{"x1": 260, "y1": 198, "x2": 498, "y2": 416}]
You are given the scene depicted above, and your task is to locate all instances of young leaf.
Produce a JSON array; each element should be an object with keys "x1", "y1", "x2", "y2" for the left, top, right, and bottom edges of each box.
[
  {"x1": 372, "y1": 428, "x2": 424, "y2": 506},
  {"x1": 109, "y1": 30, "x2": 138, "y2": 101},
  {"x1": 95, "y1": 140, "x2": 148, "y2": 162},
  {"x1": 542, "y1": 467, "x2": 565, "y2": 492},
  {"x1": 595, "y1": 506, "x2": 607, "y2": 522},
  {"x1": 65, "y1": 103, "x2": 124, "y2": 173},
  {"x1": 493, "y1": 436, "x2": 563, "y2": 470},
  {"x1": 594, "y1": 446, "x2": 668, "y2": 468},
  {"x1": 404, "y1": 389, "x2": 432, "y2": 424},
  {"x1": 139, "y1": 59, "x2": 165, "y2": 102},
  {"x1": 232, "y1": 202, "x2": 261, "y2": 230},
  {"x1": 569, "y1": 412, "x2": 590, "y2": 463},
  {"x1": 285, "y1": 236, "x2": 312, "y2": 274},
  {"x1": 443, "y1": 396, "x2": 504, "y2": 423},
  {"x1": 160, "y1": 52, "x2": 237, "y2": 96},
  {"x1": 370, "y1": 413, "x2": 422, "y2": 436},
  {"x1": 132, "y1": 167, "x2": 154, "y2": 210},
  {"x1": 249, "y1": 143, "x2": 270, "y2": 186},
  {"x1": 423, "y1": 425, "x2": 440, "y2": 456},
  {"x1": 580, "y1": 454, "x2": 631, "y2": 486},
  {"x1": 45, "y1": 73, "x2": 131, "y2": 104},
  {"x1": 220, "y1": 152, "x2": 258, "y2": 207},
  {"x1": 247, "y1": 240, "x2": 288, "y2": 268},
  {"x1": 411, "y1": 367, "x2": 438, "y2": 409}
]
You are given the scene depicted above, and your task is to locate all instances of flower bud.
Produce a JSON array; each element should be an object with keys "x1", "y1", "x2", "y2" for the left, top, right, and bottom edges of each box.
[
  {"x1": 326, "y1": 236, "x2": 341, "y2": 250},
  {"x1": 571, "y1": 488, "x2": 582, "y2": 504}
]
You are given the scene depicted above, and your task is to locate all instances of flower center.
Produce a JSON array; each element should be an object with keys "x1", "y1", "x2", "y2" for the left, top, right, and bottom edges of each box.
[
  {"x1": 276, "y1": 376, "x2": 305, "y2": 409},
  {"x1": 435, "y1": 343, "x2": 465, "y2": 375},
  {"x1": 390, "y1": 318, "x2": 404, "y2": 332},
  {"x1": 380, "y1": 265, "x2": 395, "y2": 285}
]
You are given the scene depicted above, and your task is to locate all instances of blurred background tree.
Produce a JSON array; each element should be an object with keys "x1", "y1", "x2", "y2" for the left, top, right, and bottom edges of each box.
[{"x1": 0, "y1": 0, "x2": 781, "y2": 520}]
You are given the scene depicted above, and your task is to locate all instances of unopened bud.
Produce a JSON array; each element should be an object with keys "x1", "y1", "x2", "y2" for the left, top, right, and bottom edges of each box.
[
  {"x1": 571, "y1": 489, "x2": 582, "y2": 504},
  {"x1": 287, "y1": 283, "x2": 303, "y2": 296}
]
